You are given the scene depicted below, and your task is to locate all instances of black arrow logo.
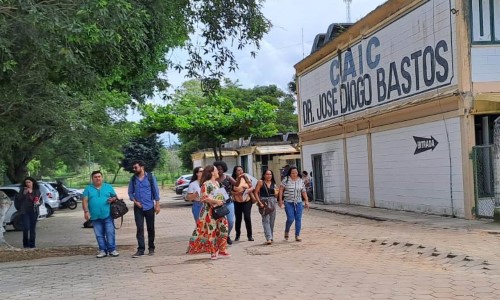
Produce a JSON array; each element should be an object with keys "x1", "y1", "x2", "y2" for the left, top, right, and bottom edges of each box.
[{"x1": 413, "y1": 136, "x2": 439, "y2": 155}]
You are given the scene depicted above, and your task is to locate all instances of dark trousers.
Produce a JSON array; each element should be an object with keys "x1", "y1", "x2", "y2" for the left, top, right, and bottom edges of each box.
[
  {"x1": 234, "y1": 201, "x2": 253, "y2": 239},
  {"x1": 134, "y1": 206, "x2": 155, "y2": 252},
  {"x1": 22, "y1": 211, "x2": 37, "y2": 248}
]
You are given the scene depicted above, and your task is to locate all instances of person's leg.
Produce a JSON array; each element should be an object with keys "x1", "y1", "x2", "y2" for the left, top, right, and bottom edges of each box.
[
  {"x1": 192, "y1": 201, "x2": 203, "y2": 223},
  {"x1": 217, "y1": 218, "x2": 229, "y2": 255},
  {"x1": 295, "y1": 202, "x2": 304, "y2": 238},
  {"x1": 103, "y1": 216, "x2": 116, "y2": 252},
  {"x1": 243, "y1": 201, "x2": 253, "y2": 239},
  {"x1": 269, "y1": 198, "x2": 278, "y2": 241},
  {"x1": 261, "y1": 203, "x2": 271, "y2": 241},
  {"x1": 28, "y1": 211, "x2": 37, "y2": 248},
  {"x1": 226, "y1": 201, "x2": 235, "y2": 237},
  {"x1": 234, "y1": 202, "x2": 243, "y2": 240},
  {"x1": 284, "y1": 202, "x2": 295, "y2": 238},
  {"x1": 21, "y1": 213, "x2": 29, "y2": 248},
  {"x1": 92, "y1": 219, "x2": 107, "y2": 251},
  {"x1": 134, "y1": 206, "x2": 145, "y2": 253},
  {"x1": 144, "y1": 208, "x2": 155, "y2": 252}
]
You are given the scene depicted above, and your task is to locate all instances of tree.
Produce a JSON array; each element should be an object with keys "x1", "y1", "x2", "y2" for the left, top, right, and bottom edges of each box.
[
  {"x1": 140, "y1": 80, "x2": 296, "y2": 167},
  {"x1": 121, "y1": 135, "x2": 163, "y2": 173},
  {"x1": 0, "y1": 1, "x2": 271, "y2": 182}
]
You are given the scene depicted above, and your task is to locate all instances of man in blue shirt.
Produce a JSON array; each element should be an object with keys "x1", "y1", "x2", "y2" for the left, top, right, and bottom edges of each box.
[
  {"x1": 82, "y1": 170, "x2": 119, "y2": 258},
  {"x1": 128, "y1": 160, "x2": 160, "y2": 257}
]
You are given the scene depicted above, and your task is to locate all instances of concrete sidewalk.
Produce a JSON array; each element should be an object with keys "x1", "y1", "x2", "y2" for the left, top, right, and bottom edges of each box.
[{"x1": 309, "y1": 201, "x2": 500, "y2": 233}]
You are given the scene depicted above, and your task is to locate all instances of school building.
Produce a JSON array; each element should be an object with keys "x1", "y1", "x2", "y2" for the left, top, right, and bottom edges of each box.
[{"x1": 295, "y1": 0, "x2": 500, "y2": 219}]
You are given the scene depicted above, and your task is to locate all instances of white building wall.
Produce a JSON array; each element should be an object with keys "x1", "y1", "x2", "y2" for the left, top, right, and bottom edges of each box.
[
  {"x1": 302, "y1": 140, "x2": 345, "y2": 204},
  {"x1": 371, "y1": 117, "x2": 464, "y2": 217},
  {"x1": 471, "y1": 47, "x2": 500, "y2": 82},
  {"x1": 192, "y1": 159, "x2": 203, "y2": 168},
  {"x1": 346, "y1": 135, "x2": 370, "y2": 206}
]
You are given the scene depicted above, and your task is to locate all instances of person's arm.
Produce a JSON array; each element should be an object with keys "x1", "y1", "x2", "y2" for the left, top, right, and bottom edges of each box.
[
  {"x1": 253, "y1": 180, "x2": 264, "y2": 207},
  {"x1": 107, "y1": 185, "x2": 117, "y2": 203},
  {"x1": 201, "y1": 183, "x2": 224, "y2": 206},
  {"x1": 300, "y1": 181, "x2": 309, "y2": 208},
  {"x1": 233, "y1": 176, "x2": 245, "y2": 192},
  {"x1": 82, "y1": 187, "x2": 90, "y2": 220},
  {"x1": 128, "y1": 178, "x2": 135, "y2": 202},
  {"x1": 152, "y1": 175, "x2": 161, "y2": 214},
  {"x1": 278, "y1": 181, "x2": 285, "y2": 208}
]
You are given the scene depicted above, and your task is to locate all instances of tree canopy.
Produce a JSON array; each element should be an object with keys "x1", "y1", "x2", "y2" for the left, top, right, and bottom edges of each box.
[
  {"x1": 141, "y1": 79, "x2": 298, "y2": 168},
  {"x1": 0, "y1": 0, "x2": 271, "y2": 182}
]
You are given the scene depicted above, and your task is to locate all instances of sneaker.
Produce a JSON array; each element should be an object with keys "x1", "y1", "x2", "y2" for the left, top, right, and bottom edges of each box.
[
  {"x1": 109, "y1": 250, "x2": 119, "y2": 257},
  {"x1": 227, "y1": 236, "x2": 233, "y2": 245},
  {"x1": 248, "y1": 237, "x2": 254, "y2": 241},
  {"x1": 218, "y1": 251, "x2": 231, "y2": 258},
  {"x1": 148, "y1": 249, "x2": 155, "y2": 256},
  {"x1": 210, "y1": 254, "x2": 218, "y2": 260},
  {"x1": 132, "y1": 251, "x2": 145, "y2": 258},
  {"x1": 96, "y1": 251, "x2": 107, "y2": 258}
]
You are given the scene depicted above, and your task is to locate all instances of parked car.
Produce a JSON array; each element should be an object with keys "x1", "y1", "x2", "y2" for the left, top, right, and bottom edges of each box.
[
  {"x1": 1, "y1": 185, "x2": 48, "y2": 231},
  {"x1": 182, "y1": 173, "x2": 258, "y2": 202},
  {"x1": 38, "y1": 181, "x2": 61, "y2": 217},
  {"x1": 175, "y1": 174, "x2": 192, "y2": 195}
]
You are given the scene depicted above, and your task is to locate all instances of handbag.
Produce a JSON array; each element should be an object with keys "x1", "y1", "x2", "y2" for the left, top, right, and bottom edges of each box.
[
  {"x1": 258, "y1": 199, "x2": 275, "y2": 216},
  {"x1": 212, "y1": 204, "x2": 230, "y2": 219},
  {"x1": 110, "y1": 199, "x2": 129, "y2": 229}
]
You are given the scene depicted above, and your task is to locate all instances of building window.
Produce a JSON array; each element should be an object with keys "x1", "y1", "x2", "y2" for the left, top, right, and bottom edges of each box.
[{"x1": 471, "y1": 0, "x2": 500, "y2": 43}]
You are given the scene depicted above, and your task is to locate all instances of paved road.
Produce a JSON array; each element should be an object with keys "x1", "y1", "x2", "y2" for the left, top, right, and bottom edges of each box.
[{"x1": 2, "y1": 188, "x2": 500, "y2": 299}]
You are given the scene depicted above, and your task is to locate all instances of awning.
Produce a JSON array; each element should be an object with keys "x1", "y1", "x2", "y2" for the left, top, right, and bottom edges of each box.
[
  {"x1": 278, "y1": 154, "x2": 301, "y2": 160},
  {"x1": 472, "y1": 93, "x2": 500, "y2": 115},
  {"x1": 204, "y1": 150, "x2": 238, "y2": 158},
  {"x1": 255, "y1": 145, "x2": 299, "y2": 155}
]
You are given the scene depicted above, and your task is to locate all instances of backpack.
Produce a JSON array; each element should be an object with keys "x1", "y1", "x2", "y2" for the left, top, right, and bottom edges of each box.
[{"x1": 131, "y1": 172, "x2": 157, "y2": 200}]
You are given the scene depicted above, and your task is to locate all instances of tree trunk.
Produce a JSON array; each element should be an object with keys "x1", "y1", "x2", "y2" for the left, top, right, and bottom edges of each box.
[
  {"x1": 6, "y1": 158, "x2": 29, "y2": 184},
  {"x1": 0, "y1": 191, "x2": 13, "y2": 248},
  {"x1": 218, "y1": 146, "x2": 224, "y2": 161},
  {"x1": 111, "y1": 165, "x2": 121, "y2": 184}
]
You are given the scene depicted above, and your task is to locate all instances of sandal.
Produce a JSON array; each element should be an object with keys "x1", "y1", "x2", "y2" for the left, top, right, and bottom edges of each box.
[
  {"x1": 210, "y1": 253, "x2": 218, "y2": 260},
  {"x1": 266, "y1": 240, "x2": 272, "y2": 245},
  {"x1": 295, "y1": 236, "x2": 302, "y2": 242},
  {"x1": 284, "y1": 233, "x2": 289, "y2": 240}
]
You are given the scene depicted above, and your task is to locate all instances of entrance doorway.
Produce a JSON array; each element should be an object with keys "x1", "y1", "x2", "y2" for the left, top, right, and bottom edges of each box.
[{"x1": 312, "y1": 155, "x2": 324, "y2": 202}]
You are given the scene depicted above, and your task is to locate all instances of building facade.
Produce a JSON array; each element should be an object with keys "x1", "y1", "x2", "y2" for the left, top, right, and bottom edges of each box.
[{"x1": 295, "y1": 0, "x2": 500, "y2": 219}]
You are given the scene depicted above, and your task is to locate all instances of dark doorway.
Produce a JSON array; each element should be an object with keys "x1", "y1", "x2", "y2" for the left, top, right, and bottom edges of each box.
[{"x1": 312, "y1": 155, "x2": 324, "y2": 202}]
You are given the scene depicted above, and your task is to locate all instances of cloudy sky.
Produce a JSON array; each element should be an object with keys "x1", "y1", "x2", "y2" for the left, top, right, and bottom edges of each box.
[
  {"x1": 165, "y1": 0, "x2": 387, "y2": 91},
  {"x1": 138, "y1": 0, "x2": 388, "y2": 144}
]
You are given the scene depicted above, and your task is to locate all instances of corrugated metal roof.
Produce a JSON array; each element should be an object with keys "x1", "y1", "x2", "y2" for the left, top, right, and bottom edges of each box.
[
  {"x1": 255, "y1": 145, "x2": 298, "y2": 155},
  {"x1": 204, "y1": 151, "x2": 238, "y2": 158}
]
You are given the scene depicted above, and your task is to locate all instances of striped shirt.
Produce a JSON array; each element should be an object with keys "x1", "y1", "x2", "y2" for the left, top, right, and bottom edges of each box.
[{"x1": 280, "y1": 177, "x2": 306, "y2": 203}]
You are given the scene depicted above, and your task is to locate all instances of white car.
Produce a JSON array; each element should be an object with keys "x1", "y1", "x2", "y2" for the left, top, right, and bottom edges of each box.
[
  {"x1": 38, "y1": 181, "x2": 61, "y2": 217},
  {"x1": 1, "y1": 185, "x2": 48, "y2": 231}
]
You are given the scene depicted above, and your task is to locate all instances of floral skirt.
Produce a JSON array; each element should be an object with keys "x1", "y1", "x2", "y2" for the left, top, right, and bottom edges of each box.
[{"x1": 187, "y1": 203, "x2": 229, "y2": 254}]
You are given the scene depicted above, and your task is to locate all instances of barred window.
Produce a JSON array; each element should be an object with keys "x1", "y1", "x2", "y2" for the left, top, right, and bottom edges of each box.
[{"x1": 471, "y1": 0, "x2": 500, "y2": 43}]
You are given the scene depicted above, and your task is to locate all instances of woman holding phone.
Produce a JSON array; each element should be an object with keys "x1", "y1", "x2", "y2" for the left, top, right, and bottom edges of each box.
[{"x1": 14, "y1": 177, "x2": 42, "y2": 248}]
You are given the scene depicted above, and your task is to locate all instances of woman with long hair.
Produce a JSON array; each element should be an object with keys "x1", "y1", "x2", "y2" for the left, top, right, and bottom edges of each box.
[
  {"x1": 14, "y1": 177, "x2": 42, "y2": 248},
  {"x1": 231, "y1": 165, "x2": 255, "y2": 241},
  {"x1": 254, "y1": 169, "x2": 278, "y2": 245},
  {"x1": 278, "y1": 166, "x2": 309, "y2": 242},
  {"x1": 186, "y1": 166, "x2": 204, "y2": 223},
  {"x1": 213, "y1": 160, "x2": 236, "y2": 245},
  {"x1": 187, "y1": 165, "x2": 231, "y2": 260}
]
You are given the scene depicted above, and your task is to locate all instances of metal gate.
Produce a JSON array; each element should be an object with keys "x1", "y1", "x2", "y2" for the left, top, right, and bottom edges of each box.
[{"x1": 472, "y1": 145, "x2": 497, "y2": 218}]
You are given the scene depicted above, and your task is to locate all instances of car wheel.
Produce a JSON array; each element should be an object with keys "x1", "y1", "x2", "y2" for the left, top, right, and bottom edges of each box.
[
  {"x1": 12, "y1": 215, "x2": 23, "y2": 231},
  {"x1": 45, "y1": 204, "x2": 54, "y2": 217}
]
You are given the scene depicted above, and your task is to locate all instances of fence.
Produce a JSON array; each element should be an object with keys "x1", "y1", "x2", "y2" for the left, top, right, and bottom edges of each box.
[{"x1": 471, "y1": 145, "x2": 498, "y2": 218}]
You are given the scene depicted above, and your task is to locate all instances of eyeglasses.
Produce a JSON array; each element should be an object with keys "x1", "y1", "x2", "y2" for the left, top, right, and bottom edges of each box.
[{"x1": 198, "y1": 170, "x2": 204, "y2": 173}]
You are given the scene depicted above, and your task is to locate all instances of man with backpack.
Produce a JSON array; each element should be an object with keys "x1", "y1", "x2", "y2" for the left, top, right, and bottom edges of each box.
[{"x1": 128, "y1": 160, "x2": 160, "y2": 258}]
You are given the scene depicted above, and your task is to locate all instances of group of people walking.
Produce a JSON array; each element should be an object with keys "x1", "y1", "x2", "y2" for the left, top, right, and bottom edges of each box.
[
  {"x1": 186, "y1": 161, "x2": 310, "y2": 260},
  {"x1": 14, "y1": 160, "x2": 310, "y2": 261}
]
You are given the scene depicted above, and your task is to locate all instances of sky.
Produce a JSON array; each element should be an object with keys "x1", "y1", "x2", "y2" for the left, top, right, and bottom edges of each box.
[{"x1": 133, "y1": 0, "x2": 388, "y2": 145}]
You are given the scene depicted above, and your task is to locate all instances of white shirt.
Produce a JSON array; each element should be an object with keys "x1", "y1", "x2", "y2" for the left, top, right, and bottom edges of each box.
[{"x1": 187, "y1": 181, "x2": 201, "y2": 201}]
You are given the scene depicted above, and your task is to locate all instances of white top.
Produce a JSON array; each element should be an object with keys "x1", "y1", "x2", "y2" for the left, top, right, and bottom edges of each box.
[
  {"x1": 187, "y1": 181, "x2": 201, "y2": 201},
  {"x1": 280, "y1": 177, "x2": 306, "y2": 203}
]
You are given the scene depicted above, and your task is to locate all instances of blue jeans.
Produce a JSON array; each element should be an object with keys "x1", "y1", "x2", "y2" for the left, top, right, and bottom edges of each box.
[
  {"x1": 92, "y1": 216, "x2": 116, "y2": 252},
  {"x1": 226, "y1": 201, "x2": 235, "y2": 236},
  {"x1": 21, "y1": 211, "x2": 37, "y2": 248},
  {"x1": 284, "y1": 202, "x2": 304, "y2": 237},
  {"x1": 192, "y1": 201, "x2": 204, "y2": 223}
]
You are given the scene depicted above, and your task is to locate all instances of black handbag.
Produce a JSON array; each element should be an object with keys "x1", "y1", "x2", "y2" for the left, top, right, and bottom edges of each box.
[
  {"x1": 110, "y1": 199, "x2": 129, "y2": 229},
  {"x1": 258, "y1": 199, "x2": 275, "y2": 216},
  {"x1": 212, "y1": 204, "x2": 230, "y2": 219}
]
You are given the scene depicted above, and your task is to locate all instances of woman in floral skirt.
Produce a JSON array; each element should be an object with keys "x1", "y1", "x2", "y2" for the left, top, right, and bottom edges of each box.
[{"x1": 187, "y1": 165, "x2": 231, "y2": 260}]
